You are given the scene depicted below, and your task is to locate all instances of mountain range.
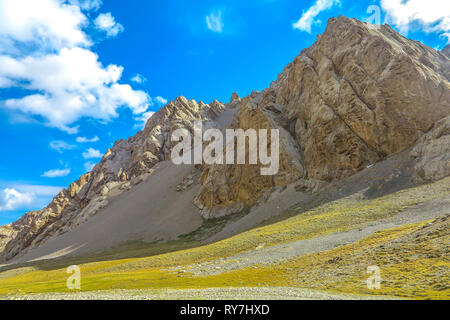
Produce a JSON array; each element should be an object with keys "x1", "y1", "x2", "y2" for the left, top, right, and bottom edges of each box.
[{"x1": 0, "y1": 16, "x2": 449, "y2": 300}]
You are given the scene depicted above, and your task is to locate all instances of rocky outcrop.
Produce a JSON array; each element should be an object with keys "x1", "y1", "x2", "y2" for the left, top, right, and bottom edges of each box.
[
  {"x1": 411, "y1": 116, "x2": 450, "y2": 182},
  {"x1": 443, "y1": 45, "x2": 450, "y2": 58},
  {"x1": 194, "y1": 92, "x2": 305, "y2": 218},
  {"x1": 1, "y1": 16, "x2": 449, "y2": 260},
  {"x1": 0, "y1": 224, "x2": 14, "y2": 253},
  {"x1": 193, "y1": 16, "x2": 450, "y2": 215},
  {"x1": 275, "y1": 16, "x2": 450, "y2": 181},
  {"x1": 228, "y1": 92, "x2": 242, "y2": 109},
  {"x1": 0, "y1": 97, "x2": 225, "y2": 261}
]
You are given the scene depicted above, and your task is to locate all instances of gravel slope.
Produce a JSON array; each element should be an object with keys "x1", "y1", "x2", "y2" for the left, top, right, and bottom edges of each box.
[
  {"x1": 1, "y1": 287, "x2": 398, "y2": 300},
  {"x1": 183, "y1": 196, "x2": 450, "y2": 275},
  {"x1": 8, "y1": 162, "x2": 203, "y2": 264}
]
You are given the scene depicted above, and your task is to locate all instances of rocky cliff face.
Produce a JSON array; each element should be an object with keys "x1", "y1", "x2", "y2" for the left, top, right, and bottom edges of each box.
[
  {"x1": 411, "y1": 116, "x2": 450, "y2": 182},
  {"x1": 194, "y1": 16, "x2": 450, "y2": 214},
  {"x1": 443, "y1": 45, "x2": 450, "y2": 58},
  {"x1": 0, "y1": 97, "x2": 224, "y2": 261},
  {"x1": 1, "y1": 16, "x2": 449, "y2": 261},
  {"x1": 277, "y1": 16, "x2": 449, "y2": 180},
  {"x1": 0, "y1": 224, "x2": 14, "y2": 252},
  {"x1": 193, "y1": 92, "x2": 305, "y2": 218}
]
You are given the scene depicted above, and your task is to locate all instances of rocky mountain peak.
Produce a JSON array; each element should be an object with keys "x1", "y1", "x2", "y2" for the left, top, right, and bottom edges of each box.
[
  {"x1": 0, "y1": 97, "x2": 225, "y2": 261},
  {"x1": 230, "y1": 92, "x2": 241, "y2": 103},
  {"x1": 194, "y1": 14, "x2": 450, "y2": 215},
  {"x1": 1, "y1": 16, "x2": 449, "y2": 262}
]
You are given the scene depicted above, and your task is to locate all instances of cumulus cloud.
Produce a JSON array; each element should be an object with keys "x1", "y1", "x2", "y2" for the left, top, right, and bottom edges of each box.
[
  {"x1": 82, "y1": 147, "x2": 102, "y2": 159},
  {"x1": 206, "y1": 11, "x2": 224, "y2": 33},
  {"x1": 443, "y1": 33, "x2": 450, "y2": 43},
  {"x1": 94, "y1": 12, "x2": 124, "y2": 37},
  {"x1": 76, "y1": 136, "x2": 99, "y2": 143},
  {"x1": 50, "y1": 140, "x2": 77, "y2": 153},
  {"x1": 155, "y1": 96, "x2": 168, "y2": 105},
  {"x1": 15, "y1": 184, "x2": 63, "y2": 196},
  {"x1": 133, "y1": 95, "x2": 167, "y2": 129},
  {"x1": 131, "y1": 73, "x2": 147, "y2": 84},
  {"x1": 0, "y1": 184, "x2": 63, "y2": 212},
  {"x1": 1, "y1": 47, "x2": 149, "y2": 133},
  {"x1": 293, "y1": 0, "x2": 340, "y2": 33},
  {"x1": 135, "y1": 111, "x2": 155, "y2": 130},
  {"x1": 0, "y1": 188, "x2": 33, "y2": 211},
  {"x1": 84, "y1": 161, "x2": 96, "y2": 172},
  {"x1": 0, "y1": 0, "x2": 152, "y2": 134},
  {"x1": 41, "y1": 168, "x2": 71, "y2": 178},
  {"x1": 381, "y1": 0, "x2": 450, "y2": 42},
  {"x1": 0, "y1": 0, "x2": 90, "y2": 50},
  {"x1": 68, "y1": 0, "x2": 102, "y2": 12}
]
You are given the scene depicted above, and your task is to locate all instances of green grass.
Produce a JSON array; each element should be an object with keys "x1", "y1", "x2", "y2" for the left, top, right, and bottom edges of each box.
[{"x1": 0, "y1": 177, "x2": 449, "y2": 298}]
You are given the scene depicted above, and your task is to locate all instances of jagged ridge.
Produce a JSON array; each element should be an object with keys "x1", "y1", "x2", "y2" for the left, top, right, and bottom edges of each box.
[
  {"x1": 1, "y1": 16, "x2": 449, "y2": 262},
  {"x1": 0, "y1": 97, "x2": 225, "y2": 261},
  {"x1": 194, "y1": 16, "x2": 450, "y2": 215}
]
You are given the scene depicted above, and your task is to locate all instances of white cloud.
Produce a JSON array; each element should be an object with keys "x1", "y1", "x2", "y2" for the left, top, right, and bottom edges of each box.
[
  {"x1": 1, "y1": 47, "x2": 149, "y2": 133},
  {"x1": 206, "y1": 11, "x2": 224, "y2": 33},
  {"x1": 443, "y1": 33, "x2": 450, "y2": 44},
  {"x1": 68, "y1": 0, "x2": 102, "y2": 12},
  {"x1": 50, "y1": 140, "x2": 77, "y2": 153},
  {"x1": 131, "y1": 73, "x2": 147, "y2": 84},
  {"x1": 13, "y1": 184, "x2": 63, "y2": 196},
  {"x1": 0, "y1": 0, "x2": 90, "y2": 50},
  {"x1": 0, "y1": 184, "x2": 63, "y2": 212},
  {"x1": 76, "y1": 136, "x2": 99, "y2": 143},
  {"x1": 7, "y1": 112, "x2": 38, "y2": 124},
  {"x1": 41, "y1": 168, "x2": 71, "y2": 178},
  {"x1": 94, "y1": 12, "x2": 124, "y2": 37},
  {"x1": 133, "y1": 96, "x2": 165, "y2": 129},
  {"x1": 0, "y1": 77, "x2": 13, "y2": 87},
  {"x1": 82, "y1": 147, "x2": 102, "y2": 159},
  {"x1": 293, "y1": 0, "x2": 340, "y2": 33},
  {"x1": 381, "y1": 0, "x2": 450, "y2": 42},
  {"x1": 0, "y1": 188, "x2": 33, "y2": 211},
  {"x1": 0, "y1": 0, "x2": 152, "y2": 134},
  {"x1": 155, "y1": 96, "x2": 168, "y2": 105},
  {"x1": 135, "y1": 110, "x2": 155, "y2": 130},
  {"x1": 84, "y1": 161, "x2": 96, "y2": 172}
]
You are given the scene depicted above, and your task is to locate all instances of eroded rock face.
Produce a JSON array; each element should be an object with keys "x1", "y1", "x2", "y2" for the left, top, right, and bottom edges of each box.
[
  {"x1": 194, "y1": 94, "x2": 305, "y2": 218},
  {"x1": 0, "y1": 224, "x2": 15, "y2": 253},
  {"x1": 193, "y1": 16, "x2": 450, "y2": 216},
  {"x1": 0, "y1": 97, "x2": 224, "y2": 261},
  {"x1": 275, "y1": 16, "x2": 450, "y2": 181},
  {"x1": 228, "y1": 92, "x2": 242, "y2": 109},
  {"x1": 411, "y1": 116, "x2": 450, "y2": 182},
  {"x1": 1, "y1": 16, "x2": 449, "y2": 260},
  {"x1": 443, "y1": 45, "x2": 450, "y2": 58}
]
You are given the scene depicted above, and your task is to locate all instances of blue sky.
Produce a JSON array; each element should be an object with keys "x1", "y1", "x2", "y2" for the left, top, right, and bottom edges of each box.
[{"x1": 0, "y1": 0, "x2": 449, "y2": 225}]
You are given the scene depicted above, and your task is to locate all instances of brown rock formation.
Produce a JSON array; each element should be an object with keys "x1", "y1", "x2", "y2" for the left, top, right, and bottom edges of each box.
[
  {"x1": 194, "y1": 93, "x2": 305, "y2": 218},
  {"x1": 194, "y1": 16, "x2": 450, "y2": 215},
  {"x1": 411, "y1": 116, "x2": 450, "y2": 182},
  {"x1": 0, "y1": 97, "x2": 224, "y2": 261},
  {"x1": 443, "y1": 45, "x2": 450, "y2": 58},
  {"x1": 276, "y1": 16, "x2": 450, "y2": 180},
  {"x1": 1, "y1": 16, "x2": 449, "y2": 261},
  {"x1": 0, "y1": 224, "x2": 14, "y2": 253}
]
